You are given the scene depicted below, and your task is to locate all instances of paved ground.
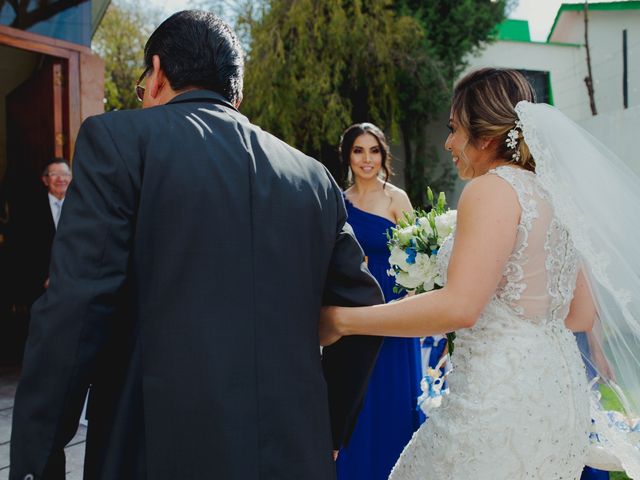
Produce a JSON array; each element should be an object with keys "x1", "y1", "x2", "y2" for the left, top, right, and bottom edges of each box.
[{"x1": 0, "y1": 368, "x2": 86, "y2": 479}]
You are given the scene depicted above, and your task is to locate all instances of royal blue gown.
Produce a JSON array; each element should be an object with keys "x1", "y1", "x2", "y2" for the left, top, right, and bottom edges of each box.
[{"x1": 337, "y1": 198, "x2": 424, "y2": 480}]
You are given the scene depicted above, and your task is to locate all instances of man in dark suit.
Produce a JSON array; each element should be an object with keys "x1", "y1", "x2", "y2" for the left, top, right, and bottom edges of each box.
[
  {"x1": 10, "y1": 11, "x2": 383, "y2": 480},
  {"x1": 10, "y1": 158, "x2": 71, "y2": 310}
]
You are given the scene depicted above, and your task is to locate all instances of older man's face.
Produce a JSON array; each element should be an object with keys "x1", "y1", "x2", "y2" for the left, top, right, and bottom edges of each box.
[{"x1": 42, "y1": 163, "x2": 72, "y2": 200}]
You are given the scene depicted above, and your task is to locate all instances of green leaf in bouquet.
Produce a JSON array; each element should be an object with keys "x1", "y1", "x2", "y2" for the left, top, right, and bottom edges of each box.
[
  {"x1": 393, "y1": 285, "x2": 407, "y2": 295},
  {"x1": 437, "y1": 191, "x2": 447, "y2": 213},
  {"x1": 446, "y1": 331, "x2": 456, "y2": 355},
  {"x1": 415, "y1": 236, "x2": 429, "y2": 251},
  {"x1": 427, "y1": 187, "x2": 434, "y2": 206},
  {"x1": 403, "y1": 210, "x2": 415, "y2": 223}
]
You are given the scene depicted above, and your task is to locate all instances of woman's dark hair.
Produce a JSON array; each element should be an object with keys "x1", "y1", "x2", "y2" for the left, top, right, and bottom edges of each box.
[
  {"x1": 452, "y1": 68, "x2": 537, "y2": 172},
  {"x1": 339, "y1": 123, "x2": 392, "y2": 187},
  {"x1": 144, "y1": 10, "x2": 244, "y2": 104}
]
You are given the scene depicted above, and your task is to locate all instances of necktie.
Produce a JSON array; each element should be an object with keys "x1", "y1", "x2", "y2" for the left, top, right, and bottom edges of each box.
[{"x1": 53, "y1": 200, "x2": 62, "y2": 229}]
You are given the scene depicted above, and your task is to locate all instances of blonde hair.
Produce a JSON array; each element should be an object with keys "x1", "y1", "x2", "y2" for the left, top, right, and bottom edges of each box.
[{"x1": 452, "y1": 68, "x2": 536, "y2": 172}]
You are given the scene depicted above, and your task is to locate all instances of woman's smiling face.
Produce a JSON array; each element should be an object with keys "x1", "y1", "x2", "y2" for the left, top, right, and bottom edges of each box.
[{"x1": 350, "y1": 133, "x2": 383, "y2": 181}]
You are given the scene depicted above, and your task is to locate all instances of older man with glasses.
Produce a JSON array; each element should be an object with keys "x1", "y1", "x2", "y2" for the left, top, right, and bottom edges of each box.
[{"x1": 41, "y1": 158, "x2": 72, "y2": 230}]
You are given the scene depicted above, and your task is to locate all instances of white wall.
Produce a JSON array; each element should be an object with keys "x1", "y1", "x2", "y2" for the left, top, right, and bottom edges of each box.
[
  {"x1": 551, "y1": 9, "x2": 640, "y2": 119},
  {"x1": 578, "y1": 104, "x2": 640, "y2": 176},
  {"x1": 465, "y1": 40, "x2": 590, "y2": 121}
]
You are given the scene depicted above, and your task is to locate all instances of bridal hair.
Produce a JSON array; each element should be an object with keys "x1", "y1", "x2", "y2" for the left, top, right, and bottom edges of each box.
[
  {"x1": 452, "y1": 68, "x2": 537, "y2": 172},
  {"x1": 339, "y1": 122, "x2": 392, "y2": 187}
]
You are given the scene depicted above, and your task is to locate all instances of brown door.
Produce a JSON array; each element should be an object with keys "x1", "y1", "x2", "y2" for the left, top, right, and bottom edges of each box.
[
  {"x1": 1, "y1": 55, "x2": 69, "y2": 363},
  {"x1": 6, "y1": 55, "x2": 69, "y2": 182}
]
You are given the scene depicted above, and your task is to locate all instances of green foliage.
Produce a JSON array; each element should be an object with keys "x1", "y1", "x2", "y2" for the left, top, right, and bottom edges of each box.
[
  {"x1": 241, "y1": 0, "x2": 423, "y2": 175},
  {"x1": 611, "y1": 472, "x2": 631, "y2": 480},
  {"x1": 92, "y1": 0, "x2": 161, "y2": 111}
]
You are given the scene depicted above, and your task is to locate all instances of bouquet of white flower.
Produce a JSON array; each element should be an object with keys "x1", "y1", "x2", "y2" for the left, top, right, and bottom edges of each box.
[
  {"x1": 387, "y1": 188, "x2": 456, "y2": 295},
  {"x1": 386, "y1": 188, "x2": 457, "y2": 341}
]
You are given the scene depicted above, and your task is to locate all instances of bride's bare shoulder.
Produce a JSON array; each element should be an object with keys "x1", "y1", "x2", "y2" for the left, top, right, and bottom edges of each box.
[{"x1": 458, "y1": 174, "x2": 521, "y2": 218}]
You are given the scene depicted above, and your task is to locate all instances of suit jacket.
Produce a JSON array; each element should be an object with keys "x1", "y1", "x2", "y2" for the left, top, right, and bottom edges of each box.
[
  {"x1": 10, "y1": 188, "x2": 55, "y2": 307},
  {"x1": 9, "y1": 90, "x2": 384, "y2": 480}
]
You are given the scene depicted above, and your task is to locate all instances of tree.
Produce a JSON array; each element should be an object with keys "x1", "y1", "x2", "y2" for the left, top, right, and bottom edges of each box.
[
  {"x1": 240, "y1": 0, "x2": 424, "y2": 180},
  {"x1": 92, "y1": 0, "x2": 162, "y2": 111},
  {"x1": 240, "y1": 0, "x2": 511, "y2": 205}
]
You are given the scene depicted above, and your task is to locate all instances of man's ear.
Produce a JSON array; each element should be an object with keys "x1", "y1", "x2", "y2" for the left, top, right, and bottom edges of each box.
[
  {"x1": 41, "y1": 175, "x2": 49, "y2": 188},
  {"x1": 148, "y1": 54, "x2": 166, "y2": 100}
]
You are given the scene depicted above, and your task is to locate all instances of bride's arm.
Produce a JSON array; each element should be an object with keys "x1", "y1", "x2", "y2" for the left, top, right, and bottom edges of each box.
[
  {"x1": 565, "y1": 269, "x2": 596, "y2": 332},
  {"x1": 321, "y1": 175, "x2": 520, "y2": 344}
]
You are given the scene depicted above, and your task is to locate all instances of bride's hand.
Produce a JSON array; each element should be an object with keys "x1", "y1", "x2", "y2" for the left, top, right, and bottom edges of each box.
[{"x1": 319, "y1": 306, "x2": 344, "y2": 346}]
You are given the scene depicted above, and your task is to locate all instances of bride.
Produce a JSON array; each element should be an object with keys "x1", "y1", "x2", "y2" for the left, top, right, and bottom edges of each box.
[{"x1": 320, "y1": 68, "x2": 640, "y2": 479}]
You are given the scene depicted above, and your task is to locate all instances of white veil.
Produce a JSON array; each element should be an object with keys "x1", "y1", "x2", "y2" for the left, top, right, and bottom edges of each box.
[{"x1": 516, "y1": 101, "x2": 640, "y2": 476}]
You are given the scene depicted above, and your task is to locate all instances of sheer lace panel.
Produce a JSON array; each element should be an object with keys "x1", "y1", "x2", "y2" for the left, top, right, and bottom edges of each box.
[{"x1": 489, "y1": 167, "x2": 579, "y2": 324}]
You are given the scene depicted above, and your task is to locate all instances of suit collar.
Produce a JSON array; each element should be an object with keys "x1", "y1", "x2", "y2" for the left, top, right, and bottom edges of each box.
[{"x1": 167, "y1": 89, "x2": 238, "y2": 112}]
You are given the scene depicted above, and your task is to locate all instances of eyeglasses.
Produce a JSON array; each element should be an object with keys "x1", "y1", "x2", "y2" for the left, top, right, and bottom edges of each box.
[
  {"x1": 46, "y1": 173, "x2": 72, "y2": 179},
  {"x1": 135, "y1": 68, "x2": 149, "y2": 102}
]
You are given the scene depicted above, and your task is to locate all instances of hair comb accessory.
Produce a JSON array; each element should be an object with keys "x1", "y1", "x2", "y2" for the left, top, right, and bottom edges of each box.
[{"x1": 506, "y1": 119, "x2": 524, "y2": 162}]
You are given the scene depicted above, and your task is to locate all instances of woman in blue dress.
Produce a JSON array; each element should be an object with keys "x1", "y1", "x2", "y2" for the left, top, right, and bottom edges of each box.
[{"x1": 336, "y1": 123, "x2": 424, "y2": 480}]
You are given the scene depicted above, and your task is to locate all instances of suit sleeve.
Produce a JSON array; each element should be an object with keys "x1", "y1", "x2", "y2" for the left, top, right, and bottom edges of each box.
[
  {"x1": 9, "y1": 115, "x2": 138, "y2": 479},
  {"x1": 321, "y1": 176, "x2": 385, "y2": 450}
]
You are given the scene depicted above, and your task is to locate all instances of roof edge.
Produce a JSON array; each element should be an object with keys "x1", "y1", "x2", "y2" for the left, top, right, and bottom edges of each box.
[{"x1": 547, "y1": 1, "x2": 640, "y2": 42}]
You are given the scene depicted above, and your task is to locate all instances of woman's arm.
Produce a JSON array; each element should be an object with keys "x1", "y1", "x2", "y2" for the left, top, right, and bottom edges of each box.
[
  {"x1": 390, "y1": 188, "x2": 413, "y2": 223},
  {"x1": 321, "y1": 174, "x2": 521, "y2": 344},
  {"x1": 565, "y1": 269, "x2": 596, "y2": 332}
]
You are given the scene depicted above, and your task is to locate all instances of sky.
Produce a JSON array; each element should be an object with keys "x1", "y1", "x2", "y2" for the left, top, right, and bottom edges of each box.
[{"x1": 153, "y1": 0, "x2": 620, "y2": 43}]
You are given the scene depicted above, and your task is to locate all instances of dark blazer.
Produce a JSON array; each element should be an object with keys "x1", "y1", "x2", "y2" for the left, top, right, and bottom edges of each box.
[
  {"x1": 10, "y1": 188, "x2": 55, "y2": 307},
  {"x1": 9, "y1": 90, "x2": 383, "y2": 480}
]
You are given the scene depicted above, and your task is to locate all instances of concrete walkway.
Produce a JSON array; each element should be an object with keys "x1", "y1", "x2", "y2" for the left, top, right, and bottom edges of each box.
[{"x1": 0, "y1": 368, "x2": 86, "y2": 479}]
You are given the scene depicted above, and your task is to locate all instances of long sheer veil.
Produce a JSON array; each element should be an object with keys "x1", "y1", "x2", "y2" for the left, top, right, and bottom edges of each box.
[{"x1": 516, "y1": 101, "x2": 640, "y2": 476}]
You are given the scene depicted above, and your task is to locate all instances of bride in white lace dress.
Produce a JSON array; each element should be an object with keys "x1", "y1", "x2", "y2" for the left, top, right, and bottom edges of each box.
[{"x1": 320, "y1": 69, "x2": 597, "y2": 479}]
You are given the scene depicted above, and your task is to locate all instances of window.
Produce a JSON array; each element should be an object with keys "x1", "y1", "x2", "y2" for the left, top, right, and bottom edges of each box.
[{"x1": 519, "y1": 69, "x2": 552, "y2": 105}]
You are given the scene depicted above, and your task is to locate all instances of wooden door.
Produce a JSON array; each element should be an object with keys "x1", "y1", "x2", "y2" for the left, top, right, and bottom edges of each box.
[{"x1": 1, "y1": 55, "x2": 69, "y2": 363}]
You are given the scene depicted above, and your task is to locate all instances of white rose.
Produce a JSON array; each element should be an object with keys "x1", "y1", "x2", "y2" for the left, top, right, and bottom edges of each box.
[
  {"x1": 414, "y1": 254, "x2": 440, "y2": 292},
  {"x1": 417, "y1": 216, "x2": 430, "y2": 228},
  {"x1": 396, "y1": 225, "x2": 418, "y2": 245},
  {"x1": 435, "y1": 210, "x2": 457, "y2": 242},
  {"x1": 396, "y1": 270, "x2": 423, "y2": 290},
  {"x1": 389, "y1": 245, "x2": 411, "y2": 271}
]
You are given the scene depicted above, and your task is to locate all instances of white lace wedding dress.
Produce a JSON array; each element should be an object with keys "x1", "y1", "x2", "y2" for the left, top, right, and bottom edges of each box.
[{"x1": 389, "y1": 165, "x2": 591, "y2": 480}]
